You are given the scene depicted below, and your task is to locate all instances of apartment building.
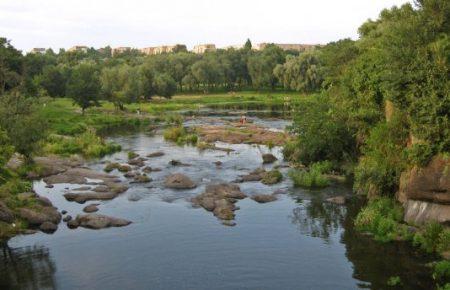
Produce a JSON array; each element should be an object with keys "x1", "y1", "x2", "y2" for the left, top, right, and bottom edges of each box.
[
  {"x1": 30, "y1": 48, "x2": 46, "y2": 54},
  {"x1": 192, "y1": 44, "x2": 216, "y2": 54},
  {"x1": 112, "y1": 47, "x2": 132, "y2": 56},
  {"x1": 68, "y1": 45, "x2": 88, "y2": 53}
]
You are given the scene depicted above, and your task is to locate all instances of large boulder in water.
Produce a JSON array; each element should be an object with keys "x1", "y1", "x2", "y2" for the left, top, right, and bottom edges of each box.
[
  {"x1": 262, "y1": 153, "x2": 277, "y2": 164},
  {"x1": 75, "y1": 214, "x2": 131, "y2": 229},
  {"x1": 18, "y1": 206, "x2": 61, "y2": 226},
  {"x1": 251, "y1": 194, "x2": 277, "y2": 203},
  {"x1": 164, "y1": 173, "x2": 196, "y2": 189}
]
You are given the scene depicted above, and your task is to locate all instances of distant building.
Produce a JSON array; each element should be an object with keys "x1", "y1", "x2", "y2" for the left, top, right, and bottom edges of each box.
[
  {"x1": 112, "y1": 47, "x2": 132, "y2": 56},
  {"x1": 256, "y1": 43, "x2": 320, "y2": 51},
  {"x1": 30, "y1": 48, "x2": 46, "y2": 54},
  {"x1": 68, "y1": 45, "x2": 88, "y2": 53},
  {"x1": 192, "y1": 44, "x2": 216, "y2": 54},
  {"x1": 140, "y1": 44, "x2": 186, "y2": 55}
]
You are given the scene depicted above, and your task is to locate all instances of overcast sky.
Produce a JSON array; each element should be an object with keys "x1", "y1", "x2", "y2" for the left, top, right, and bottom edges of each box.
[{"x1": 1, "y1": 0, "x2": 411, "y2": 52}]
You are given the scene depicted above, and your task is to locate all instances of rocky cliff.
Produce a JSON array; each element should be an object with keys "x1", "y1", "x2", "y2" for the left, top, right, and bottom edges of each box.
[{"x1": 397, "y1": 155, "x2": 450, "y2": 225}]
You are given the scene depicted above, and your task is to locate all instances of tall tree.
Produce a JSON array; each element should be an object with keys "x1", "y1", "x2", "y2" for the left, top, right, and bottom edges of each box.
[{"x1": 66, "y1": 63, "x2": 101, "y2": 114}]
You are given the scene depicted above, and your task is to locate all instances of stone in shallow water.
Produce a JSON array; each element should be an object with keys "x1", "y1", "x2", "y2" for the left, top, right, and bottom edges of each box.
[
  {"x1": 83, "y1": 204, "x2": 100, "y2": 213},
  {"x1": 164, "y1": 174, "x2": 196, "y2": 189},
  {"x1": 75, "y1": 214, "x2": 132, "y2": 230},
  {"x1": 251, "y1": 194, "x2": 277, "y2": 203},
  {"x1": 146, "y1": 151, "x2": 165, "y2": 158},
  {"x1": 39, "y1": 222, "x2": 57, "y2": 233}
]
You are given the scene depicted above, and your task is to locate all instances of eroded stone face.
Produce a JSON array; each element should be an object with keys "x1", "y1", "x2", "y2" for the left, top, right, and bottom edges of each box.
[{"x1": 397, "y1": 155, "x2": 450, "y2": 224}]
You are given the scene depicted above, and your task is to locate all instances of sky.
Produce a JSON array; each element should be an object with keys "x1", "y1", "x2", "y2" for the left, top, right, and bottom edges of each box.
[{"x1": 0, "y1": 0, "x2": 412, "y2": 52}]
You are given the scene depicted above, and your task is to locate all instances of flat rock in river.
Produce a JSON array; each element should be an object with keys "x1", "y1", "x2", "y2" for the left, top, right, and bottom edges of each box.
[{"x1": 75, "y1": 214, "x2": 131, "y2": 229}]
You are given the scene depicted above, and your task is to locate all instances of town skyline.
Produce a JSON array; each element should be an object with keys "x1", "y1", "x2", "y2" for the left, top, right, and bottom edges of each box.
[{"x1": 1, "y1": 0, "x2": 411, "y2": 52}]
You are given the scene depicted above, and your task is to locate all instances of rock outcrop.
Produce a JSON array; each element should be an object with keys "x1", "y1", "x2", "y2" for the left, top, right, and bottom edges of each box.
[
  {"x1": 397, "y1": 155, "x2": 450, "y2": 225},
  {"x1": 164, "y1": 173, "x2": 196, "y2": 189},
  {"x1": 191, "y1": 183, "x2": 246, "y2": 221}
]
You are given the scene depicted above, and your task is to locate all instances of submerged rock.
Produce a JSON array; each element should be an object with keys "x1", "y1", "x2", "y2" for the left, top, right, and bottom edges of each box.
[
  {"x1": 236, "y1": 168, "x2": 266, "y2": 182},
  {"x1": 251, "y1": 194, "x2": 278, "y2": 203},
  {"x1": 67, "y1": 219, "x2": 79, "y2": 229},
  {"x1": 142, "y1": 166, "x2": 161, "y2": 173},
  {"x1": 169, "y1": 160, "x2": 191, "y2": 166},
  {"x1": 132, "y1": 173, "x2": 152, "y2": 183},
  {"x1": 39, "y1": 222, "x2": 57, "y2": 233},
  {"x1": 128, "y1": 157, "x2": 146, "y2": 167},
  {"x1": 146, "y1": 151, "x2": 165, "y2": 158},
  {"x1": 326, "y1": 196, "x2": 347, "y2": 205},
  {"x1": 75, "y1": 214, "x2": 131, "y2": 230},
  {"x1": 64, "y1": 191, "x2": 119, "y2": 204},
  {"x1": 83, "y1": 204, "x2": 100, "y2": 213},
  {"x1": 63, "y1": 215, "x2": 72, "y2": 222},
  {"x1": 262, "y1": 153, "x2": 278, "y2": 164},
  {"x1": 164, "y1": 173, "x2": 196, "y2": 189}
]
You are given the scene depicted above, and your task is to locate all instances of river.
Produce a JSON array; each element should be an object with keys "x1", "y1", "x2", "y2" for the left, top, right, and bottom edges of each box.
[{"x1": 0, "y1": 113, "x2": 435, "y2": 289}]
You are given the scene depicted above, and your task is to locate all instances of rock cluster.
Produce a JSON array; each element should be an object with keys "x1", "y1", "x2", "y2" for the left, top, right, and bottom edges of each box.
[{"x1": 191, "y1": 183, "x2": 246, "y2": 222}]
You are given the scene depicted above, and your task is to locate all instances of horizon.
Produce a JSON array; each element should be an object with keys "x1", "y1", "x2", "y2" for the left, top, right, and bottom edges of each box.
[{"x1": 1, "y1": 0, "x2": 411, "y2": 52}]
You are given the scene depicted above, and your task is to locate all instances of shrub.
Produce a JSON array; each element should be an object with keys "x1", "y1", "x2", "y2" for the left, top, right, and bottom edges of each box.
[
  {"x1": 406, "y1": 143, "x2": 434, "y2": 167},
  {"x1": 387, "y1": 276, "x2": 402, "y2": 287},
  {"x1": 433, "y1": 261, "x2": 450, "y2": 288},
  {"x1": 128, "y1": 151, "x2": 138, "y2": 159},
  {"x1": 288, "y1": 161, "x2": 333, "y2": 188},
  {"x1": 163, "y1": 126, "x2": 198, "y2": 145},
  {"x1": 413, "y1": 222, "x2": 450, "y2": 254},
  {"x1": 354, "y1": 197, "x2": 405, "y2": 242},
  {"x1": 354, "y1": 115, "x2": 409, "y2": 197},
  {"x1": 43, "y1": 129, "x2": 121, "y2": 158},
  {"x1": 261, "y1": 169, "x2": 283, "y2": 185}
]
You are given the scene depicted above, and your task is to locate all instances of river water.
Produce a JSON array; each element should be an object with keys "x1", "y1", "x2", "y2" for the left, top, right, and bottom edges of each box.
[{"x1": 0, "y1": 113, "x2": 435, "y2": 290}]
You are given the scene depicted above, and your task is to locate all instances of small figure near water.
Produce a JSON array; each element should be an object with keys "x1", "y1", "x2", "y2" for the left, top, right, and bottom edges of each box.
[{"x1": 240, "y1": 115, "x2": 247, "y2": 125}]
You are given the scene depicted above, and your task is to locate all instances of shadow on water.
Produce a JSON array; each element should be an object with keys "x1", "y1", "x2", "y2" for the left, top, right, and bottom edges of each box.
[
  {"x1": 290, "y1": 195, "x2": 435, "y2": 289},
  {"x1": 0, "y1": 241, "x2": 56, "y2": 290}
]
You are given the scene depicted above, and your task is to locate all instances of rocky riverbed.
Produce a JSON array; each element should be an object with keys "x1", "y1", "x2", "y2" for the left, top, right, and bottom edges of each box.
[{"x1": 0, "y1": 114, "x2": 437, "y2": 290}]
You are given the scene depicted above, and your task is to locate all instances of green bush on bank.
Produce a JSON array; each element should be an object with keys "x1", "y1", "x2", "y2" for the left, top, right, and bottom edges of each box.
[
  {"x1": 413, "y1": 222, "x2": 450, "y2": 254},
  {"x1": 354, "y1": 197, "x2": 406, "y2": 242},
  {"x1": 43, "y1": 129, "x2": 121, "y2": 158},
  {"x1": 163, "y1": 126, "x2": 198, "y2": 145},
  {"x1": 433, "y1": 261, "x2": 450, "y2": 290},
  {"x1": 288, "y1": 161, "x2": 333, "y2": 188}
]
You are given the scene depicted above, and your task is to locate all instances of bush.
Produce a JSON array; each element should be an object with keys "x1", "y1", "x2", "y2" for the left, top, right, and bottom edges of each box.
[
  {"x1": 261, "y1": 169, "x2": 283, "y2": 185},
  {"x1": 288, "y1": 161, "x2": 333, "y2": 188},
  {"x1": 387, "y1": 276, "x2": 402, "y2": 287},
  {"x1": 163, "y1": 126, "x2": 198, "y2": 145},
  {"x1": 406, "y1": 143, "x2": 434, "y2": 167},
  {"x1": 413, "y1": 222, "x2": 450, "y2": 254},
  {"x1": 354, "y1": 115, "x2": 409, "y2": 197},
  {"x1": 43, "y1": 129, "x2": 121, "y2": 158},
  {"x1": 433, "y1": 261, "x2": 450, "y2": 288},
  {"x1": 354, "y1": 197, "x2": 405, "y2": 242}
]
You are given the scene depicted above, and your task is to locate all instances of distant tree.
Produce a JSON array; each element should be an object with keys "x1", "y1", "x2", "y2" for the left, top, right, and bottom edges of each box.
[
  {"x1": 244, "y1": 38, "x2": 252, "y2": 51},
  {"x1": 66, "y1": 63, "x2": 101, "y2": 114},
  {"x1": 0, "y1": 38, "x2": 23, "y2": 93},
  {"x1": 0, "y1": 92, "x2": 47, "y2": 158},
  {"x1": 247, "y1": 44, "x2": 285, "y2": 90},
  {"x1": 153, "y1": 73, "x2": 177, "y2": 98},
  {"x1": 35, "y1": 65, "x2": 67, "y2": 97},
  {"x1": 172, "y1": 44, "x2": 188, "y2": 53}
]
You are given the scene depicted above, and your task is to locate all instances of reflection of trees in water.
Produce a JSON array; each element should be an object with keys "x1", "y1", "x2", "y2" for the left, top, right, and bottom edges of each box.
[
  {"x1": 0, "y1": 241, "x2": 56, "y2": 290},
  {"x1": 341, "y1": 200, "x2": 435, "y2": 290},
  {"x1": 289, "y1": 196, "x2": 346, "y2": 243},
  {"x1": 290, "y1": 195, "x2": 435, "y2": 289}
]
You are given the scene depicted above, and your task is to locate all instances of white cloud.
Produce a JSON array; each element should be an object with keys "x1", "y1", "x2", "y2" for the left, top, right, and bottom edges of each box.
[{"x1": 0, "y1": 0, "x2": 412, "y2": 52}]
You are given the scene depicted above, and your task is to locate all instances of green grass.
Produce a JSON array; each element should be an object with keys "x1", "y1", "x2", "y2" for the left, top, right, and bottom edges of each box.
[
  {"x1": 433, "y1": 260, "x2": 450, "y2": 289},
  {"x1": 413, "y1": 222, "x2": 450, "y2": 254},
  {"x1": 42, "y1": 130, "x2": 121, "y2": 158}
]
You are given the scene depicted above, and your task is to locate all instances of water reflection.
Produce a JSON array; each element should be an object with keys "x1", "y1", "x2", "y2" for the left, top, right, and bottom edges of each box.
[
  {"x1": 0, "y1": 242, "x2": 56, "y2": 290},
  {"x1": 289, "y1": 196, "x2": 345, "y2": 243},
  {"x1": 290, "y1": 195, "x2": 435, "y2": 289}
]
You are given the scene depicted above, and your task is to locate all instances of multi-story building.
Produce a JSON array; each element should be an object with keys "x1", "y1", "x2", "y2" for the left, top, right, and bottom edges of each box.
[
  {"x1": 30, "y1": 48, "x2": 46, "y2": 54},
  {"x1": 112, "y1": 47, "x2": 132, "y2": 56},
  {"x1": 68, "y1": 45, "x2": 88, "y2": 53},
  {"x1": 140, "y1": 44, "x2": 186, "y2": 55},
  {"x1": 223, "y1": 44, "x2": 244, "y2": 50},
  {"x1": 192, "y1": 44, "x2": 216, "y2": 54},
  {"x1": 256, "y1": 43, "x2": 320, "y2": 51}
]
